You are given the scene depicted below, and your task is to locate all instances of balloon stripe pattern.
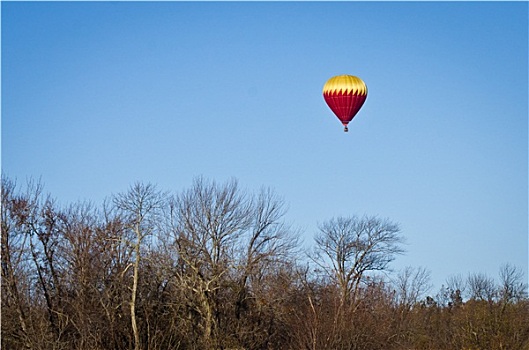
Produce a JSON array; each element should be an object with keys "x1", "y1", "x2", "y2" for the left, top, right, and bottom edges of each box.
[{"x1": 323, "y1": 75, "x2": 368, "y2": 132}]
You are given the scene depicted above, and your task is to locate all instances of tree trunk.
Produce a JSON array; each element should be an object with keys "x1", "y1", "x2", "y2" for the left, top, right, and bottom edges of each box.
[{"x1": 131, "y1": 226, "x2": 141, "y2": 350}]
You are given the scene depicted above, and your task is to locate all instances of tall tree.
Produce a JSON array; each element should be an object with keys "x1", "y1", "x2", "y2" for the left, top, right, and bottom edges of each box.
[
  {"x1": 467, "y1": 272, "x2": 497, "y2": 302},
  {"x1": 113, "y1": 182, "x2": 166, "y2": 350},
  {"x1": 313, "y1": 215, "x2": 404, "y2": 306},
  {"x1": 1, "y1": 177, "x2": 32, "y2": 348},
  {"x1": 498, "y1": 263, "x2": 528, "y2": 303},
  {"x1": 167, "y1": 177, "x2": 296, "y2": 349}
]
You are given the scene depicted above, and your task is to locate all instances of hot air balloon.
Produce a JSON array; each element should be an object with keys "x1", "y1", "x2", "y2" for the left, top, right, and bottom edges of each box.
[{"x1": 323, "y1": 75, "x2": 368, "y2": 132}]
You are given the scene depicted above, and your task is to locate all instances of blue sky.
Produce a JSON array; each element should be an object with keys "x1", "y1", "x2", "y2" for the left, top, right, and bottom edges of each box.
[{"x1": 2, "y1": 1, "x2": 527, "y2": 291}]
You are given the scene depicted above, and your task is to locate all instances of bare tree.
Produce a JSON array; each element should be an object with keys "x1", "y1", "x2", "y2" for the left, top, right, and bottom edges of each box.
[
  {"x1": 113, "y1": 182, "x2": 166, "y2": 350},
  {"x1": 97, "y1": 202, "x2": 134, "y2": 350},
  {"x1": 166, "y1": 177, "x2": 297, "y2": 349},
  {"x1": 394, "y1": 266, "x2": 432, "y2": 309},
  {"x1": 313, "y1": 215, "x2": 405, "y2": 305},
  {"x1": 446, "y1": 274, "x2": 466, "y2": 295},
  {"x1": 1, "y1": 177, "x2": 72, "y2": 349},
  {"x1": 445, "y1": 273, "x2": 466, "y2": 307},
  {"x1": 498, "y1": 263, "x2": 528, "y2": 303},
  {"x1": 1, "y1": 176, "x2": 32, "y2": 348},
  {"x1": 232, "y1": 187, "x2": 298, "y2": 348},
  {"x1": 58, "y1": 200, "x2": 132, "y2": 349},
  {"x1": 467, "y1": 272, "x2": 497, "y2": 302},
  {"x1": 169, "y1": 177, "x2": 252, "y2": 349},
  {"x1": 21, "y1": 181, "x2": 69, "y2": 345},
  {"x1": 235, "y1": 187, "x2": 295, "y2": 313}
]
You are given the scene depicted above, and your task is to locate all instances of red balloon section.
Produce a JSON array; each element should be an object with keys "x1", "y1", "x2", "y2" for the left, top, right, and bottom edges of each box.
[{"x1": 323, "y1": 93, "x2": 367, "y2": 127}]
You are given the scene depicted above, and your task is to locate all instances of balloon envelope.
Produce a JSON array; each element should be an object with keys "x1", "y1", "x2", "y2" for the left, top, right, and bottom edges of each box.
[{"x1": 323, "y1": 75, "x2": 367, "y2": 131}]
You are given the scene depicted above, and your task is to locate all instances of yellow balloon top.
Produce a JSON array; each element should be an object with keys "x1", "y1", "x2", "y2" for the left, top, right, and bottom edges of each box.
[{"x1": 322, "y1": 75, "x2": 367, "y2": 96}]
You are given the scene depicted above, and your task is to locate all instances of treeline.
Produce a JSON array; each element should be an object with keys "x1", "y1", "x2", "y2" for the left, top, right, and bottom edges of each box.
[{"x1": 2, "y1": 175, "x2": 528, "y2": 350}]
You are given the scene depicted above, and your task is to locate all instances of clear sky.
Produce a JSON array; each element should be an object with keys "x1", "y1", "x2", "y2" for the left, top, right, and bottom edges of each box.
[{"x1": 2, "y1": 1, "x2": 527, "y2": 291}]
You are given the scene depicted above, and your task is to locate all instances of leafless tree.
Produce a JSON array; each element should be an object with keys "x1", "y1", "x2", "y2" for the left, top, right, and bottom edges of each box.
[
  {"x1": 113, "y1": 182, "x2": 166, "y2": 350},
  {"x1": 234, "y1": 187, "x2": 296, "y2": 313},
  {"x1": 498, "y1": 263, "x2": 528, "y2": 303},
  {"x1": 445, "y1": 273, "x2": 466, "y2": 307},
  {"x1": 446, "y1": 274, "x2": 466, "y2": 295},
  {"x1": 1, "y1": 176, "x2": 33, "y2": 348},
  {"x1": 394, "y1": 266, "x2": 432, "y2": 308},
  {"x1": 1, "y1": 177, "x2": 72, "y2": 348},
  {"x1": 467, "y1": 272, "x2": 497, "y2": 302},
  {"x1": 166, "y1": 177, "x2": 296, "y2": 349},
  {"x1": 313, "y1": 215, "x2": 405, "y2": 306},
  {"x1": 58, "y1": 200, "x2": 133, "y2": 349},
  {"x1": 169, "y1": 177, "x2": 250, "y2": 348},
  {"x1": 97, "y1": 202, "x2": 134, "y2": 349}
]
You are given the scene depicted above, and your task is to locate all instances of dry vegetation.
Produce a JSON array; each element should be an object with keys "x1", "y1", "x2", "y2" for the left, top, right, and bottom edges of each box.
[{"x1": 2, "y1": 175, "x2": 528, "y2": 350}]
